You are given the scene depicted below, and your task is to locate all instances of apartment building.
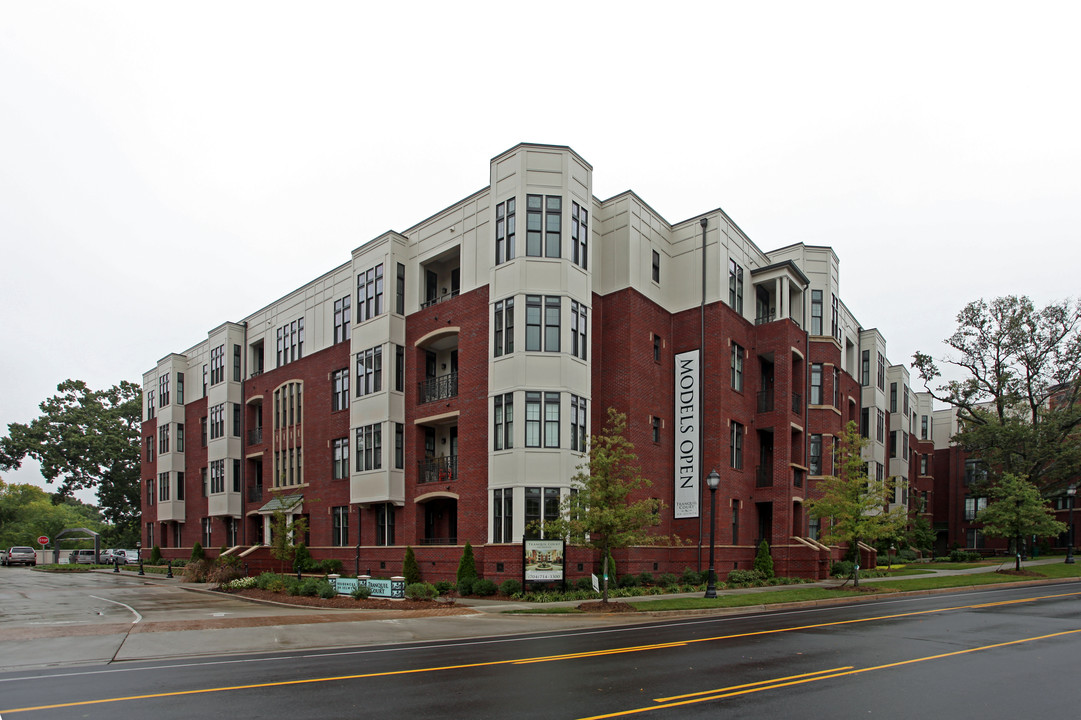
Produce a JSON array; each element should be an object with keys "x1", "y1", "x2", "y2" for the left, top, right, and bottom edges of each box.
[{"x1": 142, "y1": 142, "x2": 927, "y2": 581}]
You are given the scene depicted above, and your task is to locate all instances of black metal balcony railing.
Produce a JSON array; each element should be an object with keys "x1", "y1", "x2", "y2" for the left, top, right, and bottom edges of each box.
[
  {"x1": 418, "y1": 372, "x2": 458, "y2": 404},
  {"x1": 791, "y1": 393, "x2": 802, "y2": 414},
  {"x1": 419, "y1": 537, "x2": 458, "y2": 545},
  {"x1": 756, "y1": 465, "x2": 773, "y2": 488},
  {"x1": 793, "y1": 468, "x2": 804, "y2": 488},
  {"x1": 248, "y1": 426, "x2": 263, "y2": 445},
  {"x1": 247, "y1": 486, "x2": 263, "y2": 503},
  {"x1": 755, "y1": 313, "x2": 776, "y2": 325},
  {"x1": 418, "y1": 455, "x2": 458, "y2": 484},
  {"x1": 757, "y1": 390, "x2": 774, "y2": 413},
  {"x1": 420, "y1": 289, "x2": 461, "y2": 309}
]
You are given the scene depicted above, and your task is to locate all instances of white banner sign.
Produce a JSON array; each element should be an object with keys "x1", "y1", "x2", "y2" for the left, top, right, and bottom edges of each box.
[{"x1": 674, "y1": 349, "x2": 700, "y2": 518}]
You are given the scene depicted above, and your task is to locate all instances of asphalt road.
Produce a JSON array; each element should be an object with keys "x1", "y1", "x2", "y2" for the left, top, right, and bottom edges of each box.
[{"x1": 2, "y1": 569, "x2": 1080, "y2": 719}]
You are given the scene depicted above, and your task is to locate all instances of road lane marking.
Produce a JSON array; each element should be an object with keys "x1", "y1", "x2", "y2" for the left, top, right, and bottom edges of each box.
[
  {"x1": 4, "y1": 590, "x2": 1079, "y2": 714},
  {"x1": 88, "y1": 596, "x2": 142, "y2": 624},
  {"x1": 654, "y1": 667, "x2": 854, "y2": 701}
]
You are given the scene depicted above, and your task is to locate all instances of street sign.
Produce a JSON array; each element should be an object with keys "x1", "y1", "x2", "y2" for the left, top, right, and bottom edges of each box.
[{"x1": 37, "y1": 535, "x2": 49, "y2": 545}]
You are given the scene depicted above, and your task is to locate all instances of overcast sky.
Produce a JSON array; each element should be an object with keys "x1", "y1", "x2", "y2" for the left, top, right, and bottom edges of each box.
[{"x1": 2, "y1": 2, "x2": 1079, "y2": 503}]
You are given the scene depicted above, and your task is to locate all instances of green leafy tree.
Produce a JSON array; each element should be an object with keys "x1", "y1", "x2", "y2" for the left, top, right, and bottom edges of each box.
[
  {"x1": 403, "y1": 546, "x2": 421, "y2": 585},
  {"x1": 190, "y1": 541, "x2": 205, "y2": 562},
  {"x1": 976, "y1": 474, "x2": 1067, "y2": 571},
  {"x1": 0, "y1": 479, "x2": 105, "y2": 550},
  {"x1": 268, "y1": 495, "x2": 308, "y2": 573},
  {"x1": 0, "y1": 380, "x2": 142, "y2": 536},
  {"x1": 543, "y1": 408, "x2": 662, "y2": 603},
  {"x1": 808, "y1": 421, "x2": 908, "y2": 586},
  {"x1": 456, "y1": 541, "x2": 477, "y2": 594},
  {"x1": 913, "y1": 296, "x2": 1081, "y2": 492},
  {"x1": 753, "y1": 540, "x2": 774, "y2": 579}
]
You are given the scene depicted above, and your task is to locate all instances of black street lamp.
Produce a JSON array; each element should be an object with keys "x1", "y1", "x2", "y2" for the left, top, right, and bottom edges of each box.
[
  {"x1": 704, "y1": 469, "x2": 721, "y2": 599},
  {"x1": 1066, "y1": 485, "x2": 1076, "y2": 564}
]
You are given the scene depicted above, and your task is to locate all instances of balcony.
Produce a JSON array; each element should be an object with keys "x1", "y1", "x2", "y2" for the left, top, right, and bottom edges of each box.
[
  {"x1": 757, "y1": 390, "x2": 774, "y2": 413},
  {"x1": 420, "y1": 289, "x2": 461, "y2": 309},
  {"x1": 247, "y1": 485, "x2": 263, "y2": 503},
  {"x1": 418, "y1": 537, "x2": 458, "y2": 545},
  {"x1": 791, "y1": 393, "x2": 802, "y2": 414},
  {"x1": 248, "y1": 426, "x2": 263, "y2": 445},
  {"x1": 755, "y1": 313, "x2": 776, "y2": 325},
  {"x1": 793, "y1": 468, "x2": 804, "y2": 488},
  {"x1": 418, "y1": 455, "x2": 458, "y2": 484},
  {"x1": 418, "y1": 372, "x2": 458, "y2": 404},
  {"x1": 756, "y1": 465, "x2": 773, "y2": 488}
]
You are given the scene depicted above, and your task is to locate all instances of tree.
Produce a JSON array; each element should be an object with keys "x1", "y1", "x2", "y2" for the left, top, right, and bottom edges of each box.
[
  {"x1": 0, "y1": 380, "x2": 142, "y2": 535},
  {"x1": 0, "y1": 479, "x2": 105, "y2": 550},
  {"x1": 544, "y1": 408, "x2": 662, "y2": 603},
  {"x1": 456, "y1": 541, "x2": 477, "y2": 594},
  {"x1": 753, "y1": 540, "x2": 774, "y2": 579},
  {"x1": 807, "y1": 421, "x2": 908, "y2": 586},
  {"x1": 975, "y1": 474, "x2": 1066, "y2": 571},
  {"x1": 402, "y1": 546, "x2": 421, "y2": 585},
  {"x1": 913, "y1": 296, "x2": 1081, "y2": 492},
  {"x1": 268, "y1": 494, "x2": 308, "y2": 572}
]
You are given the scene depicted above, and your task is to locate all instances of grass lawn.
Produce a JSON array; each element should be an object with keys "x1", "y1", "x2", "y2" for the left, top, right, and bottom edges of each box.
[{"x1": 621, "y1": 588, "x2": 862, "y2": 612}]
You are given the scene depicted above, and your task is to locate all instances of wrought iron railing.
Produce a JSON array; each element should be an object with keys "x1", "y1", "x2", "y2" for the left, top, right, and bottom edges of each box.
[
  {"x1": 755, "y1": 313, "x2": 776, "y2": 325},
  {"x1": 793, "y1": 468, "x2": 804, "y2": 488},
  {"x1": 792, "y1": 393, "x2": 802, "y2": 414},
  {"x1": 418, "y1": 455, "x2": 458, "y2": 484},
  {"x1": 418, "y1": 537, "x2": 458, "y2": 545},
  {"x1": 247, "y1": 486, "x2": 263, "y2": 503},
  {"x1": 757, "y1": 390, "x2": 774, "y2": 413},
  {"x1": 756, "y1": 465, "x2": 773, "y2": 488},
  {"x1": 418, "y1": 372, "x2": 458, "y2": 404},
  {"x1": 420, "y1": 289, "x2": 461, "y2": 309},
  {"x1": 248, "y1": 426, "x2": 263, "y2": 445}
]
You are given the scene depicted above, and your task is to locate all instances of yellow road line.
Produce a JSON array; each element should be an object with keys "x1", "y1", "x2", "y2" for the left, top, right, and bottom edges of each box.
[
  {"x1": 5, "y1": 590, "x2": 1078, "y2": 714},
  {"x1": 654, "y1": 667, "x2": 854, "y2": 701}
]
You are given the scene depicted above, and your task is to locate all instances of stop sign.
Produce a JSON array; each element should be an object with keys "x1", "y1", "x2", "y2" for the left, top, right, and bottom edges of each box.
[{"x1": 37, "y1": 536, "x2": 49, "y2": 545}]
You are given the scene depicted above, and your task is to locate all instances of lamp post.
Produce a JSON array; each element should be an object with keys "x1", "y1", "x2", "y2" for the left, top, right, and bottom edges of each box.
[
  {"x1": 704, "y1": 469, "x2": 721, "y2": 599},
  {"x1": 1066, "y1": 485, "x2": 1076, "y2": 564}
]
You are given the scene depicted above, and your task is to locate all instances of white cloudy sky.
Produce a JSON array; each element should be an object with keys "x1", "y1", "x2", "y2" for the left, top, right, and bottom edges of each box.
[{"x1": 2, "y1": 2, "x2": 1079, "y2": 502}]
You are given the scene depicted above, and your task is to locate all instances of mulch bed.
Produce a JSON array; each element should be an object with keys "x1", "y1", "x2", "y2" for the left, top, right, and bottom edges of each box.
[
  {"x1": 221, "y1": 587, "x2": 463, "y2": 612},
  {"x1": 995, "y1": 569, "x2": 1043, "y2": 577},
  {"x1": 577, "y1": 601, "x2": 637, "y2": 613}
]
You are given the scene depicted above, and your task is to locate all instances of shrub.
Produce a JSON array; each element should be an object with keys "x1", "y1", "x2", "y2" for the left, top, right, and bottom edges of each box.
[
  {"x1": 457, "y1": 577, "x2": 474, "y2": 596},
  {"x1": 351, "y1": 584, "x2": 372, "y2": 600},
  {"x1": 317, "y1": 580, "x2": 337, "y2": 599},
  {"x1": 637, "y1": 572, "x2": 654, "y2": 586},
  {"x1": 897, "y1": 548, "x2": 918, "y2": 562},
  {"x1": 831, "y1": 560, "x2": 856, "y2": 577},
  {"x1": 726, "y1": 569, "x2": 762, "y2": 586},
  {"x1": 405, "y1": 582, "x2": 437, "y2": 600},
  {"x1": 255, "y1": 572, "x2": 285, "y2": 591},
  {"x1": 150, "y1": 545, "x2": 162, "y2": 564},
  {"x1": 293, "y1": 543, "x2": 313, "y2": 572},
  {"x1": 499, "y1": 579, "x2": 522, "y2": 596},
  {"x1": 473, "y1": 578, "x2": 498, "y2": 596},
  {"x1": 753, "y1": 540, "x2": 774, "y2": 579},
  {"x1": 313, "y1": 558, "x2": 343, "y2": 575},
  {"x1": 457, "y1": 542, "x2": 478, "y2": 586},
  {"x1": 206, "y1": 560, "x2": 244, "y2": 587},
  {"x1": 403, "y1": 546, "x2": 421, "y2": 585},
  {"x1": 949, "y1": 549, "x2": 981, "y2": 563},
  {"x1": 618, "y1": 574, "x2": 639, "y2": 588},
  {"x1": 293, "y1": 578, "x2": 323, "y2": 597},
  {"x1": 682, "y1": 567, "x2": 706, "y2": 585},
  {"x1": 933, "y1": 556, "x2": 951, "y2": 563},
  {"x1": 191, "y1": 542, "x2": 205, "y2": 562},
  {"x1": 434, "y1": 580, "x2": 454, "y2": 596},
  {"x1": 575, "y1": 576, "x2": 594, "y2": 592},
  {"x1": 221, "y1": 576, "x2": 256, "y2": 591},
  {"x1": 182, "y1": 559, "x2": 212, "y2": 582},
  {"x1": 658, "y1": 573, "x2": 679, "y2": 588},
  {"x1": 606, "y1": 552, "x2": 617, "y2": 586}
]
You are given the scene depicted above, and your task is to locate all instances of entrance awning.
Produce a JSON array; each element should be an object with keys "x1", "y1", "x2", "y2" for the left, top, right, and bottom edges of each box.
[{"x1": 257, "y1": 494, "x2": 304, "y2": 513}]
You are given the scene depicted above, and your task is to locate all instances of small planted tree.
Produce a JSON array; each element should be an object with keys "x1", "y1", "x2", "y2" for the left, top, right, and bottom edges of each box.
[
  {"x1": 544, "y1": 408, "x2": 663, "y2": 603},
  {"x1": 150, "y1": 545, "x2": 162, "y2": 564},
  {"x1": 268, "y1": 494, "x2": 308, "y2": 573},
  {"x1": 402, "y1": 546, "x2": 421, "y2": 585},
  {"x1": 753, "y1": 540, "x2": 774, "y2": 579},
  {"x1": 976, "y1": 473, "x2": 1066, "y2": 571},
  {"x1": 457, "y1": 541, "x2": 477, "y2": 595},
  {"x1": 190, "y1": 542, "x2": 204, "y2": 562},
  {"x1": 808, "y1": 421, "x2": 908, "y2": 586}
]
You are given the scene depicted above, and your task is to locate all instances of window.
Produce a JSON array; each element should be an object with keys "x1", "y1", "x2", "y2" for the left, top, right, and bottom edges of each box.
[
  {"x1": 210, "y1": 459, "x2": 225, "y2": 494},
  {"x1": 357, "y1": 263, "x2": 384, "y2": 323},
  {"x1": 494, "y1": 393, "x2": 513, "y2": 451},
  {"x1": 571, "y1": 201, "x2": 587, "y2": 268},
  {"x1": 159, "y1": 424, "x2": 170, "y2": 454},
  {"x1": 903, "y1": 386, "x2": 910, "y2": 416},
  {"x1": 332, "y1": 437, "x2": 349, "y2": 479},
  {"x1": 524, "y1": 487, "x2": 561, "y2": 539},
  {"x1": 831, "y1": 293, "x2": 840, "y2": 341},
  {"x1": 546, "y1": 196, "x2": 562, "y2": 257},
  {"x1": 355, "y1": 423, "x2": 382, "y2": 471},
  {"x1": 275, "y1": 319, "x2": 304, "y2": 367},
  {"x1": 201, "y1": 417, "x2": 207, "y2": 447},
  {"x1": 159, "y1": 471, "x2": 170, "y2": 502},
  {"x1": 890, "y1": 431, "x2": 898, "y2": 458},
  {"x1": 652, "y1": 250, "x2": 660, "y2": 283},
  {"x1": 332, "y1": 368, "x2": 349, "y2": 411},
  {"x1": 202, "y1": 364, "x2": 207, "y2": 396},
  {"x1": 964, "y1": 459, "x2": 987, "y2": 487},
  {"x1": 146, "y1": 477, "x2": 154, "y2": 506},
  {"x1": 177, "y1": 372, "x2": 184, "y2": 404},
  {"x1": 731, "y1": 343, "x2": 744, "y2": 391},
  {"x1": 495, "y1": 198, "x2": 516, "y2": 264},
  {"x1": 966, "y1": 528, "x2": 985, "y2": 549},
  {"x1": 493, "y1": 489, "x2": 513, "y2": 543},
  {"x1": 808, "y1": 516, "x2": 819, "y2": 541},
  {"x1": 810, "y1": 364, "x2": 823, "y2": 405},
  {"x1": 876, "y1": 409, "x2": 885, "y2": 443},
  {"x1": 159, "y1": 373, "x2": 170, "y2": 406},
  {"x1": 233, "y1": 459, "x2": 240, "y2": 492},
  {"x1": 890, "y1": 382, "x2": 897, "y2": 413},
  {"x1": 877, "y1": 352, "x2": 886, "y2": 391},
  {"x1": 728, "y1": 260, "x2": 744, "y2": 313},
  {"x1": 494, "y1": 298, "x2": 514, "y2": 357},
  {"x1": 545, "y1": 296, "x2": 560, "y2": 352},
  {"x1": 201, "y1": 467, "x2": 207, "y2": 497},
  {"x1": 233, "y1": 344, "x2": 241, "y2": 382},
  {"x1": 570, "y1": 395, "x2": 587, "y2": 452},
  {"x1": 525, "y1": 392, "x2": 541, "y2": 448},
  {"x1": 920, "y1": 453, "x2": 929, "y2": 475},
  {"x1": 523, "y1": 194, "x2": 561, "y2": 258},
  {"x1": 356, "y1": 346, "x2": 383, "y2": 397},
  {"x1": 395, "y1": 423, "x2": 404, "y2": 469},
  {"x1": 834, "y1": 368, "x2": 841, "y2": 408},
  {"x1": 395, "y1": 262, "x2": 405, "y2": 315},
  {"x1": 232, "y1": 404, "x2": 241, "y2": 437},
  {"x1": 810, "y1": 434, "x2": 822, "y2": 475},
  {"x1": 202, "y1": 517, "x2": 212, "y2": 548},
  {"x1": 545, "y1": 392, "x2": 560, "y2": 448},
  {"x1": 210, "y1": 344, "x2": 225, "y2": 384},
  {"x1": 145, "y1": 436, "x2": 154, "y2": 463},
  {"x1": 860, "y1": 408, "x2": 869, "y2": 439},
  {"x1": 653, "y1": 334, "x2": 662, "y2": 363},
  {"x1": 332, "y1": 506, "x2": 349, "y2": 546},
  {"x1": 861, "y1": 350, "x2": 870, "y2": 386},
  {"x1": 147, "y1": 390, "x2": 155, "y2": 419},
  {"x1": 730, "y1": 422, "x2": 744, "y2": 470},
  {"x1": 652, "y1": 416, "x2": 661, "y2": 443},
  {"x1": 176, "y1": 424, "x2": 184, "y2": 453},
  {"x1": 395, "y1": 345, "x2": 404, "y2": 392},
  {"x1": 333, "y1": 296, "x2": 352, "y2": 344},
  {"x1": 570, "y1": 300, "x2": 587, "y2": 360},
  {"x1": 811, "y1": 290, "x2": 823, "y2": 335},
  {"x1": 210, "y1": 403, "x2": 224, "y2": 440},
  {"x1": 964, "y1": 496, "x2": 987, "y2": 521},
  {"x1": 376, "y1": 503, "x2": 395, "y2": 546},
  {"x1": 921, "y1": 415, "x2": 929, "y2": 440}
]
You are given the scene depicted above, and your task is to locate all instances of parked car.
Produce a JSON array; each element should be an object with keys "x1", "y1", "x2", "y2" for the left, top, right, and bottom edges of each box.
[
  {"x1": 100, "y1": 549, "x2": 118, "y2": 564},
  {"x1": 116, "y1": 549, "x2": 141, "y2": 565},
  {"x1": 3, "y1": 546, "x2": 37, "y2": 566},
  {"x1": 68, "y1": 549, "x2": 98, "y2": 564}
]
